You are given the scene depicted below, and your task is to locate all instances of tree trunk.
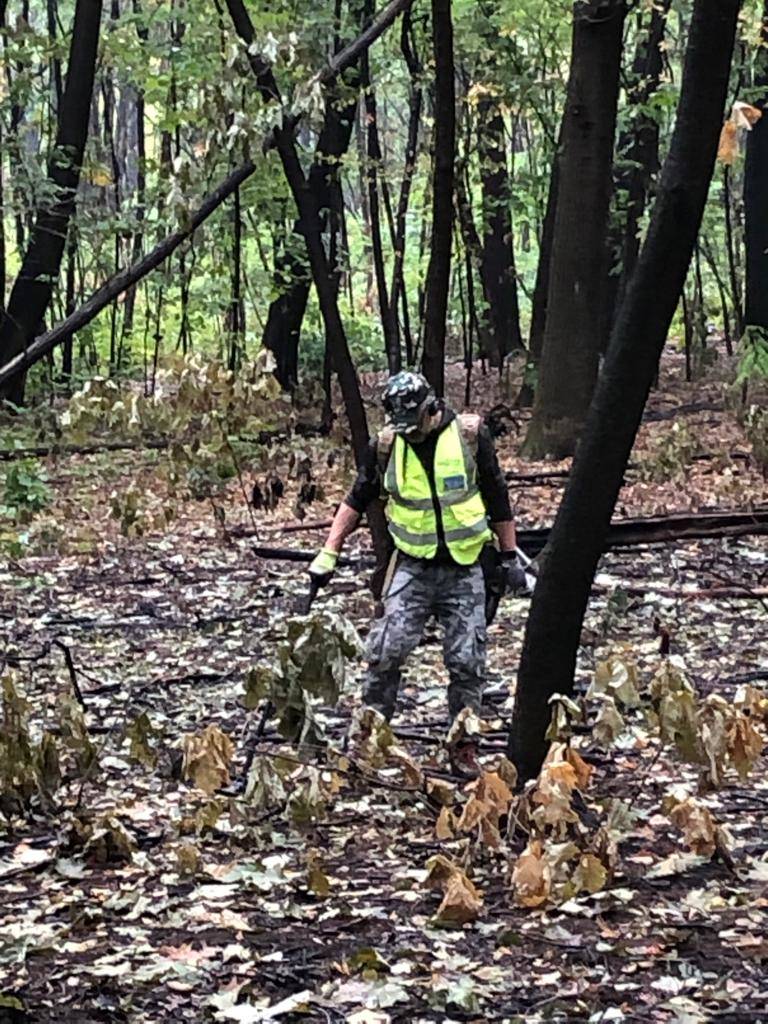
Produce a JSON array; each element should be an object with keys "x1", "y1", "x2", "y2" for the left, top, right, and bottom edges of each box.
[
  {"x1": 421, "y1": 0, "x2": 455, "y2": 397},
  {"x1": 522, "y1": 0, "x2": 625, "y2": 459},
  {"x1": 744, "y1": 0, "x2": 768, "y2": 340},
  {"x1": 360, "y1": 1, "x2": 400, "y2": 372},
  {"x1": 257, "y1": 6, "x2": 362, "y2": 389},
  {"x1": 119, "y1": 0, "x2": 148, "y2": 367},
  {"x1": 517, "y1": 147, "x2": 560, "y2": 408},
  {"x1": 0, "y1": 0, "x2": 103, "y2": 405},
  {"x1": 604, "y1": 0, "x2": 672, "y2": 337},
  {"x1": 390, "y1": 9, "x2": 422, "y2": 366},
  {"x1": 478, "y1": 96, "x2": 523, "y2": 366},
  {"x1": 509, "y1": 0, "x2": 740, "y2": 782}
]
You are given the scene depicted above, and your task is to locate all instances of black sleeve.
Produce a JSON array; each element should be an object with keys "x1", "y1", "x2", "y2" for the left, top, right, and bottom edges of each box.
[
  {"x1": 343, "y1": 439, "x2": 381, "y2": 514},
  {"x1": 476, "y1": 424, "x2": 513, "y2": 522}
]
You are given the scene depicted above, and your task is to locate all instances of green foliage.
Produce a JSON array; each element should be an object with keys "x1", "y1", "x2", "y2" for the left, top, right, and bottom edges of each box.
[
  {"x1": 737, "y1": 326, "x2": 768, "y2": 384},
  {"x1": 1, "y1": 459, "x2": 52, "y2": 523},
  {"x1": 637, "y1": 422, "x2": 700, "y2": 483}
]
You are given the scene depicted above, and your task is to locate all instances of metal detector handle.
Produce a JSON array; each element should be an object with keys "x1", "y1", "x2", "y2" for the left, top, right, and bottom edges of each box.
[{"x1": 515, "y1": 546, "x2": 538, "y2": 594}]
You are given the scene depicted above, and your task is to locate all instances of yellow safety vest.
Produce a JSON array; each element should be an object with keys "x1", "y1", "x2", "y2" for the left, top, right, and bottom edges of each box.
[{"x1": 382, "y1": 418, "x2": 492, "y2": 565}]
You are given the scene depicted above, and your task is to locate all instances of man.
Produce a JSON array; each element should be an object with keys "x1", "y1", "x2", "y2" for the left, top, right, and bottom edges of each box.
[{"x1": 308, "y1": 371, "x2": 525, "y2": 774}]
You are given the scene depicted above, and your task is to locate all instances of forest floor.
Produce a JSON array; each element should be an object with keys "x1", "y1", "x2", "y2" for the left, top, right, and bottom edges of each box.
[{"x1": 1, "y1": 346, "x2": 768, "y2": 1024}]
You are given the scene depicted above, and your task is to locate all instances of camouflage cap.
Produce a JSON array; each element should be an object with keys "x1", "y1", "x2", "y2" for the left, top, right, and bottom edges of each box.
[{"x1": 381, "y1": 371, "x2": 435, "y2": 431}]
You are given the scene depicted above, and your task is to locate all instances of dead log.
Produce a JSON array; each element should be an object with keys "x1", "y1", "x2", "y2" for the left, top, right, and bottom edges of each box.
[{"x1": 249, "y1": 506, "x2": 768, "y2": 561}]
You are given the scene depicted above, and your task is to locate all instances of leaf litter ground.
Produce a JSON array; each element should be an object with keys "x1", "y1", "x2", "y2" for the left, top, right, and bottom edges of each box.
[{"x1": 1, "y1": 351, "x2": 767, "y2": 1023}]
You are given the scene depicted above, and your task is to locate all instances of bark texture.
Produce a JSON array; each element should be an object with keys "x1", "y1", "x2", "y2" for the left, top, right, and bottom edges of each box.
[
  {"x1": 478, "y1": 96, "x2": 523, "y2": 365},
  {"x1": 421, "y1": 0, "x2": 455, "y2": 397},
  {"x1": 744, "y1": 0, "x2": 768, "y2": 335},
  {"x1": 509, "y1": 0, "x2": 741, "y2": 782},
  {"x1": 0, "y1": 0, "x2": 103, "y2": 404},
  {"x1": 522, "y1": 0, "x2": 625, "y2": 458}
]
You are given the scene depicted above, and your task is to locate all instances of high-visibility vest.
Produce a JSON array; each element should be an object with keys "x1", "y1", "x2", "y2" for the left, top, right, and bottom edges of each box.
[{"x1": 381, "y1": 417, "x2": 492, "y2": 565}]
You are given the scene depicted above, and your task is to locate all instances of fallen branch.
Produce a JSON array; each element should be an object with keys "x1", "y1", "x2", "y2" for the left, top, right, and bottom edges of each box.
[{"x1": 250, "y1": 507, "x2": 768, "y2": 560}]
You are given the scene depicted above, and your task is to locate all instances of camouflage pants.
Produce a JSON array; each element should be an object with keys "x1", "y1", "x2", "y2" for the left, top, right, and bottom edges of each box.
[{"x1": 362, "y1": 554, "x2": 487, "y2": 721}]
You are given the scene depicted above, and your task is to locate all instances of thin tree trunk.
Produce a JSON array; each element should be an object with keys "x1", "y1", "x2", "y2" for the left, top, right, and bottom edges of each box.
[
  {"x1": 119, "y1": 0, "x2": 148, "y2": 368},
  {"x1": 61, "y1": 230, "x2": 76, "y2": 383},
  {"x1": 390, "y1": 10, "x2": 421, "y2": 366},
  {"x1": 478, "y1": 95, "x2": 523, "y2": 366},
  {"x1": 517, "y1": 146, "x2": 560, "y2": 408},
  {"x1": 360, "y1": 3, "x2": 399, "y2": 371},
  {"x1": 723, "y1": 165, "x2": 744, "y2": 340},
  {"x1": 522, "y1": 0, "x2": 625, "y2": 459},
  {"x1": 421, "y1": 0, "x2": 455, "y2": 396},
  {"x1": 509, "y1": 0, "x2": 740, "y2": 782},
  {"x1": 0, "y1": 0, "x2": 103, "y2": 405},
  {"x1": 228, "y1": 185, "x2": 245, "y2": 373},
  {"x1": 744, "y1": 0, "x2": 768, "y2": 343},
  {"x1": 257, "y1": 5, "x2": 364, "y2": 388}
]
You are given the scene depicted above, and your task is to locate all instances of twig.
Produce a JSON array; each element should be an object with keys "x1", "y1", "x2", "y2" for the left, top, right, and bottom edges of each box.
[{"x1": 52, "y1": 639, "x2": 87, "y2": 713}]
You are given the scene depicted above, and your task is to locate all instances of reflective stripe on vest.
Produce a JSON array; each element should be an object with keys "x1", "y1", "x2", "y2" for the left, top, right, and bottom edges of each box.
[{"x1": 382, "y1": 419, "x2": 492, "y2": 565}]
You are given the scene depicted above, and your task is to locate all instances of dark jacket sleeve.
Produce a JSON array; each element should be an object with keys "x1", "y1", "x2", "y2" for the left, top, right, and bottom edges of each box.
[
  {"x1": 476, "y1": 424, "x2": 513, "y2": 522},
  {"x1": 343, "y1": 439, "x2": 381, "y2": 514}
]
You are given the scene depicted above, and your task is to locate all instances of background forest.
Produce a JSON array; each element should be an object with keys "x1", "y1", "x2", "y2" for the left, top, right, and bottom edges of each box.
[
  {"x1": 2, "y1": 1, "x2": 768, "y2": 1022},
  {"x1": 0, "y1": 0, "x2": 765, "y2": 407}
]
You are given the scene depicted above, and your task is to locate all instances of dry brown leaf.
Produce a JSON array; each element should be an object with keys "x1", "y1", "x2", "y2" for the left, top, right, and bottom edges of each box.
[
  {"x1": 434, "y1": 871, "x2": 483, "y2": 925},
  {"x1": 718, "y1": 120, "x2": 739, "y2": 164},
  {"x1": 307, "y1": 849, "x2": 331, "y2": 897},
  {"x1": 424, "y1": 854, "x2": 482, "y2": 924},
  {"x1": 182, "y1": 725, "x2": 235, "y2": 795},
  {"x1": 726, "y1": 716, "x2": 764, "y2": 780},
  {"x1": 572, "y1": 852, "x2": 608, "y2": 894},
  {"x1": 511, "y1": 839, "x2": 551, "y2": 908},
  {"x1": 424, "y1": 853, "x2": 459, "y2": 890},
  {"x1": 565, "y1": 748, "x2": 593, "y2": 791},
  {"x1": 436, "y1": 806, "x2": 456, "y2": 841},
  {"x1": 732, "y1": 100, "x2": 763, "y2": 129},
  {"x1": 669, "y1": 796, "x2": 717, "y2": 856}
]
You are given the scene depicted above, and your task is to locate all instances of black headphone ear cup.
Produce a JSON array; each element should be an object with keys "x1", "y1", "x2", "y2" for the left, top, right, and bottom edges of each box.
[{"x1": 428, "y1": 398, "x2": 439, "y2": 416}]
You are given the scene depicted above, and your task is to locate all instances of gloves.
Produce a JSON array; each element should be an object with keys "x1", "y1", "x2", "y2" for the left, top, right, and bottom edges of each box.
[
  {"x1": 496, "y1": 552, "x2": 529, "y2": 596},
  {"x1": 308, "y1": 547, "x2": 339, "y2": 587}
]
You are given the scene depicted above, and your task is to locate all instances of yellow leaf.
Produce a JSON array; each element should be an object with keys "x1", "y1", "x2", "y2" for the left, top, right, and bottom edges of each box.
[{"x1": 90, "y1": 167, "x2": 113, "y2": 187}]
